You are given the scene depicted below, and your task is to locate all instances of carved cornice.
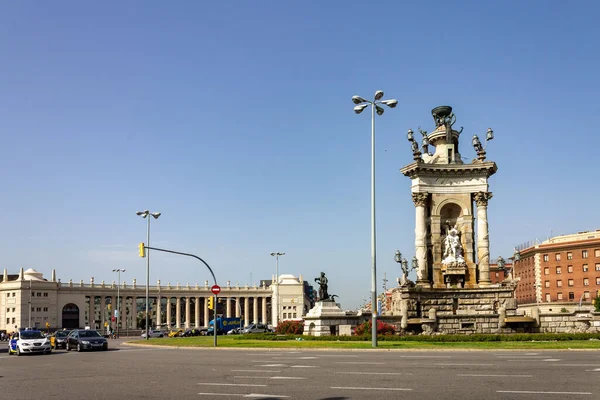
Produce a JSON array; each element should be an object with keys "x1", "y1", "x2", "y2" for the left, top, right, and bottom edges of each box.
[
  {"x1": 400, "y1": 161, "x2": 497, "y2": 179},
  {"x1": 412, "y1": 192, "x2": 429, "y2": 207},
  {"x1": 473, "y1": 191, "x2": 493, "y2": 206}
]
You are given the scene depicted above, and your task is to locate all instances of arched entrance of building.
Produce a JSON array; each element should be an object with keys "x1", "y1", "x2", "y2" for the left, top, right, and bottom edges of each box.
[{"x1": 62, "y1": 303, "x2": 80, "y2": 329}]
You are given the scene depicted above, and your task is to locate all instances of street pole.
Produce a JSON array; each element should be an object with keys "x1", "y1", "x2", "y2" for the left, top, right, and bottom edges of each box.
[
  {"x1": 28, "y1": 279, "x2": 32, "y2": 328},
  {"x1": 136, "y1": 210, "x2": 161, "y2": 341},
  {"x1": 112, "y1": 269, "x2": 125, "y2": 338},
  {"x1": 270, "y1": 252, "x2": 285, "y2": 327},
  {"x1": 352, "y1": 91, "x2": 398, "y2": 348}
]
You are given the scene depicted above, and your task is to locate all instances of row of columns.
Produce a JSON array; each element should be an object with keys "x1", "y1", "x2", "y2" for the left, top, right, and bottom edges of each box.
[{"x1": 87, "y1": 295, "x2": 271, "y2": 330}]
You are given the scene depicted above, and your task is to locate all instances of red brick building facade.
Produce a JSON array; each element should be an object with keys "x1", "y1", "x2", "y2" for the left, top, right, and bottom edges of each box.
[{"x1": 514, "y1": 231, "x2": 600, "y2": 305}]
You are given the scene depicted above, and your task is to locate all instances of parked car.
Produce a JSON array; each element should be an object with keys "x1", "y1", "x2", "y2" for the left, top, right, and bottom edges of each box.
[
  {"x1": 168, "y1": 329, "x2": 184, "y2": 338},
  {"x1": 8, "y1": 329, "x2": 52, "y2": 355},
  {"x1": 66, "y1": 329, "x2": 108, "y2": 351},
  {"x1": 226, "y1": 327, "x2": 243, "y2": 335},
  {"x1": 50, "y1": 330, "x2": 71, "y2": 349},
  {"x1": 141, "y1": 329, "x2": 166, "y2": 338},
  {"x1": 242, "y1": 323, "x2": 270, "y2": 334},
  {"x1": 181, "y1": 328, "x2": 203, "y2": 337}
]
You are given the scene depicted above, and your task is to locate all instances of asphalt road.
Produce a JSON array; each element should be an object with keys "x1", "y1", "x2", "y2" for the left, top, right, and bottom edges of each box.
[{"x1": 1, "y1": 340, "x2": 599, "y2": 399}]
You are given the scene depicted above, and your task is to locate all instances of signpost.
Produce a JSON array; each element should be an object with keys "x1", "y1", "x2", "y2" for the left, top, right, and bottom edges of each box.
[{"x1": 211, "y1": 285, "x2": 220, "y2": 346}]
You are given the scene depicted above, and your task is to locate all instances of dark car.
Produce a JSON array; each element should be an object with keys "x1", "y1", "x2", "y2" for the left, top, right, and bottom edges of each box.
[
  {"x1": 181, "y1": 328, "x2": 203, "y2": 337},
  {"x1": 51, "y1": 330, "x2": 71, "y2": 349},
  {"x1": 66, "y1": 329, "x2": 108, "y2": 352}
]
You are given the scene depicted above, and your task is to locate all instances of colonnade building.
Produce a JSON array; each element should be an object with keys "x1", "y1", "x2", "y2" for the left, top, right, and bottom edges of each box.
[{"x1": 0, "y1": 268, "x2": 313, "y2": 333}]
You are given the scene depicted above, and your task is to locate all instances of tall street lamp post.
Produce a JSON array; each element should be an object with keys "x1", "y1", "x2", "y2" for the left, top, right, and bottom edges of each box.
[
  {"x1": 270, "y1": 252, "x2": 285, "y2": 327},
  {"x1": 136, "y1": 209, "x2": 161, "y2": 340},
  {"x1": 28, "y1": 279, "x2": 32, "y2": 328},
  {"x1": 112, "y1": 269, "x2": 126, "y2": 338},
  {"x1": 352, "y1": 90, "x2": 398, "y2": 348}
]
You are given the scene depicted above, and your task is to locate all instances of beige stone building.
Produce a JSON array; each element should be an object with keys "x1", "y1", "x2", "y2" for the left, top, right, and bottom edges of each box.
[{"x1": 0, "y1": 268, "x2": 311, "y2": 333}]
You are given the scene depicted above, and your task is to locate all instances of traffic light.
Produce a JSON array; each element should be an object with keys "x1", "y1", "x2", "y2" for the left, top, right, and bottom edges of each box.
[
  {"x1": 138, "y1": 242, "x2": 146, "y2": 258},
  {"x1": 207, "y1": 296, "x2": 214, "y2": 310}
]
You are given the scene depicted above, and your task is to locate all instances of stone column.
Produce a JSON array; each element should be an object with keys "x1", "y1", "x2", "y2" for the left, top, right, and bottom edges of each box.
[
  {"x1": 235, "y1": 298, "x2": 241, "y2": 318},
  {"x1": 474, "y1": 191, "x2": 493, "y2": 286},
  {"x1": 261, "y1": 297, "x2": 267, "y2": 324},
  {"x1": 203, "y1": 297, "x2": 209, "y2": 328},
  {"x1": 244, "y1": 297, "x2": 250, "y2": 327},
  {"x1": 185, "y1": 297, "x2": 191, "y2": 328},
  {"x1": 131, "y1": 297, "x2": 137, "y2": 329},
  {"x1": 194, "y1": 297, "x2": 200, "y2": 327},
  {"x1": 253, "y1": 297, "x2": 258, "y2": 324},
  {"x1": 412, "y1": 192, "x2": 429, "y2": 286},
  {"x1": 110, "y1": 296, "x2": 116, "y2": 330},
  {"x1": 88, "y1": 296, "x2": 95, "y2": 329},
  {"x1": 156, "y1": 295, "x2": 162, "y2": 329},
  {"x1": 121, "y1": 296, "x2": 127, "y2": 330},
  {"x1": 175, "y1": 297, "x2": 181, "y2": 328},
  {"x1": 226, "y1": 297, "x2": 232, "y2": 318},
  {"x1": 166, "y1": 298, "x2": 171, "y2": 328},
  {"x1": 100, "y1": 296, "x2": 106, "y2": 331}
]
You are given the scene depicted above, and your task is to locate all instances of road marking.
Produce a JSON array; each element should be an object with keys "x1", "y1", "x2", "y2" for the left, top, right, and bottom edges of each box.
[
  {"x1": 398, "y1": 355, "x2": 451, "y2": 358},
  {"x1": 198, "y1": 394, "x2": 290, "y2": 398},
  {"x1": 319, "y1": 354, "x2": 359, "y2": 357},
  {"x1": 594, "y1": 368, "x2": 600, "y2": 371},
  {"x1": 542, "y1": 359, "x2": 561, "y2": 362},
  {"x1": 334, "y1": 361, "x2": 385, "y2": 365},
  {"x1": 231, "y1": 369, "x2": 280, "y2": 373},
  {"x1": 271, "y1": 356, "x2": 317, "y2": 360},
  {"x1": 435, "y1": 363, "x2": 494, "y2": 366},
  {"x1": 497, "y1": 390, "x2": 592, "y2": 395},
  {"x1": 336, "y1": 372, "x2": 409, "y2": 376},
  {"x1": 198, "y1": 383, "x2": 267, "y2": 387},
  {"x1": 550, "y1": 364, "x2": 600, "y2": 367},
  {"x1": 234, "y1": 376, "x2": 306, "y2": 380},
  {"x1": 458, "y1": 374, "x2": 532, "y2": 378},
  {"x1": 291, "y1": 365, "x2": 317, "y2": 368},
  {"x1": 331, "y1": 386, "x2": 412, "y2": 391},
  {"x1": 256, "y1": 364, "x2": 286, "y2": 367}
]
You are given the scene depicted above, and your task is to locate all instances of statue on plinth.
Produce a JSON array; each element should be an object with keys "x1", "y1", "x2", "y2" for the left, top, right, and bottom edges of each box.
[
  {"x1": 314, "y1": 272, "x2": 329, "y2": 301},
  {"x1": 442, "y1": 221, "x2": 466, "y2": 266}
]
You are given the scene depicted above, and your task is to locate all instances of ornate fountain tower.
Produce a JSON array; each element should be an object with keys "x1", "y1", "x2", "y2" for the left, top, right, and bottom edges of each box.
[
  {"x1": 391, "y1": 106, "x2": 519, "y2": 334},
  {"x1": 400, "y1": 106, "x2": 497, "y2": 289}
]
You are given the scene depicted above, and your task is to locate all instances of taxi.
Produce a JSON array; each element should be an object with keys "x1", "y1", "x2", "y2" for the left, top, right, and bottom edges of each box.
[{"x1": 8, "y1": 329, "x2": 52, "y2": 356}]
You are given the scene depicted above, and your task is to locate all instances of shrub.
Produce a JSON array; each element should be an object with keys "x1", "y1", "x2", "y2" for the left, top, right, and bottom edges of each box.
[
  {"x1": 560, "y1": 307, "x2": 569, "y2": 313},
  {"x1": 354, "y1": 320, "x2": 396, "y2": 336},
  {"x1": 594, "y1": 296, "x2": 600, "y2": 312},
  {"x1": 275, "y1": 320, "x2": 304, "y2": 335}
]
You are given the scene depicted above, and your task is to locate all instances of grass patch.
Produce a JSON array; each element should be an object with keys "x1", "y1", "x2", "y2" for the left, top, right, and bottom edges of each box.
[{"x1": 128, "y1": 335, "x2": 600, "y2": 350}]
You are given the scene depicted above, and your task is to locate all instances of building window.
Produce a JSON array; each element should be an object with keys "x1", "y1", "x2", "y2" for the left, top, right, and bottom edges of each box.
[
  {"x1": 584, "y1": 291, "x2": 590, "y2": 300},
  {"x1": 557, "y1": 280, "x2": 563, "y2": 287},
  {"x1": 11, "y1": 317, "x2": 15, "y2": 323},
  {"x1": 557, "y1": 293, "x2": 563, "y2": 300},
  {"x1": 37, "y1": 292, "x2": 42, "y2": 297},
  {"x1": 12, "y1": 308, "x2": 15, "y2": 312},
  {"x1": 31, "y1": 307, "x2": 34, "y2": 312},
  {"x1": 595, "y1": 249, "x2": 600, "y2": 257},
  {"x1": 596, "y1": 264, "x2": 600, "y2": 271},
  {"x1": 584, "y1": 278, "x2": 589, "y2": 286},
  {"x1": 5, "y1": 308, "x2": 8, "y2": 314},
  {"x1": 43, "y1": 307, "x2": 48, "y2": 312},
  {"x1": 556, "y1": 266, "x2": 562, "y2": 274},
  {"x1": 5, "y1": 318, "x2": 8, "y2": 324},
  {"x1": 544, "y1": 267, "x2": 549, "y2": 275},
  {"x1": 568, "y1": 279, "x2": 574, "y2": 287},
  {"x1": 568, "y1": 265, "x2": 573, "y2": 273},
  {"x1": 569, "y1": 292, "x2": 575, "y2": 300},
  {"x1": 596, "y1": 277, "x2": 600, "y2": 285},
  {"x1": 36, "y1": 307, "x2": 41, "y2": 312},
  {"x1": 545, "y1": 281, "x2": 550, "y2": 288},
  {"x1": 567, "y1": 252, "x2": 573, "y2": 260},
  {"x1": 555, "y1": 253, "x2": 561, "y2": 261},
  {"x1": 543, "y1": 254, "x2": 549, "y2": 262},
  {"x1": 12, "y1": 292, "x2": 15, "y2": 297},
  {"x1": 583, "y1": 264, "x2": 588, "y2": 272},
  {"x1": 582, "y1": 250, "x2": 588, "y2": 258},
  {"x1": 43, "y1": 293, "x2": 48, "y2": 297},
  {"x1": 545, "y1": 293, "x2": 551, "y2": 302}
]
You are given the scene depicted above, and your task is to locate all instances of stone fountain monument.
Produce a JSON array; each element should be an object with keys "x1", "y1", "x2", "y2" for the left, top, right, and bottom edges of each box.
[{"x1": 390, "y1": 105, "x2": 521, "y2": 334}]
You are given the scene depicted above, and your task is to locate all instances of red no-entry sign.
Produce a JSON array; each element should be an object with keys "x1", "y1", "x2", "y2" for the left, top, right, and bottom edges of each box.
[{"x1": 211, "y1": 285, "x2": 221, "y2": 295}]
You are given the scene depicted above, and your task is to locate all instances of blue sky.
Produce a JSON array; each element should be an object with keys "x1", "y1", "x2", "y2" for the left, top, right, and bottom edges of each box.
[{"x1": 1, "y1": 1, "x2": 599, "y2": 309}]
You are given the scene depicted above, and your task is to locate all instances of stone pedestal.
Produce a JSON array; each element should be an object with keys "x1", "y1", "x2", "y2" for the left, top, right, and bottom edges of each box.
[{"x1": 303, "y1": 300, "x2": 349, "y2": 337}]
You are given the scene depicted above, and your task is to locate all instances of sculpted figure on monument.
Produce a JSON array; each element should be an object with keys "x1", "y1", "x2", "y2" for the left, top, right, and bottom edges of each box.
[
  {"x1": 442, "y1": 221, "x2": 465, "y2": 265},
  {"x1": 314, "y1": 272, "x2": 329, "y2": 301}
]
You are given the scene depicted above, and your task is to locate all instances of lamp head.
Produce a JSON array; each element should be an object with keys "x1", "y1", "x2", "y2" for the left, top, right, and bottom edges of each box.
[
  {"x1": 486, "y1": 128, "x2": 494, "y2": 141},
  {"x1": 352, "y1": 95, "x2": 368, "y2": 105},
  {"x1": 394, "y1": 250, "x2": 402, "y2": 263},
  {"x1": 353, "y1": 104, "x2": 368, "y2": 114},
  {"x1": 374, "y1": 90, "x2": 384, "y2": 101},
  {"x1": 375, "y1": 105, "x2": 384, "y2": 116},
  {"x1": 407, "y1": 129, "x2": 414, "y2": 142},
  {"x1": 151, "y1": 212, "x2": 161, "y2": 219},
  {"x1": 381, "y1": 99, "x2": 398, "y2": 108},
  {"x1": 270, "y1": 252, "x2": 276, "y2": 256}
]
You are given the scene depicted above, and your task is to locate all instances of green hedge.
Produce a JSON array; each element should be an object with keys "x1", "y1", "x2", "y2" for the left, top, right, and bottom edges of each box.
[{"x1": 237, "y1": 332, "x2": 600, "y2": 342}]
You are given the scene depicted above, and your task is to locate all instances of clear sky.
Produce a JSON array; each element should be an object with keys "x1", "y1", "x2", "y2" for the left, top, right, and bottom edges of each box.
[{"x1": 2, "y1": 1, "x2": 599, "y2": 309}]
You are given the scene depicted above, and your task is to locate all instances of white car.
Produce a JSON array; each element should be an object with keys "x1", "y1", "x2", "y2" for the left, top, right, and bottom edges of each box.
[
  {"x1": 242, "y1": 323, "x2": 270, "y2": 334},
  {"x1": 8, "y1": 330, "x2": 52, "y2": 355},
  {"x1": 140, "y1": 329, "x2": 165, "y2": 338}
]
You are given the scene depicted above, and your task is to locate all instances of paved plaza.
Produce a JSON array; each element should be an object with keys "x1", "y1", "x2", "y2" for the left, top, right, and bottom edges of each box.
[{"x1": 1, "y1": 340, "x2": 599, "y2": 399}]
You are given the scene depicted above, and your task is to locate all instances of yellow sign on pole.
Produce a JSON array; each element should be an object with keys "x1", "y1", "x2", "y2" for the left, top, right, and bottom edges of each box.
[{"x1": 104, "y1": 322, "x2": 109, "y2": 327}]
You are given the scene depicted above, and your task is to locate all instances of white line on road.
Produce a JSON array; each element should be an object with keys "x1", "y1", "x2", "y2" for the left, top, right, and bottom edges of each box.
[
  {"x1": 397, "y1": 355, "x2": 452, "y2": 358},
  {"x1": 271, "y1": 356, "x2": 318, "y2": 360},
  {"x1": 335, "y1": 372, "x2": 410, "y2": 376},
  {"x1": 231, "y1": 370, "x2": 281, "y2": 373},
  {"x1": 198, "y1": 383, "x2": 267, "y2": 387},
  {"x1": 497, "y1": 390, "x2": 592, "y2": 395},
  {"x1": 331, "y1": 386, "x2": 412, "y2": 391},
  {"x1": 435, "y1": 363, "x2": 494, "y2": 366},
  {"x1": 291, "y1": 365, "x2": 318, "y2": 368},
  {"x1": 256, "y1": 364, "x2": 286, "y2": 367},
  {"x1": 334, "y1": 361, "x2": 385, "y2": 365},
  {"x1": 234, "y1": 376, "x2": 306, "y2": 380},
  {"x1": 198, "y1": 393, "x2": 290, "y2": 398},
  {"x1": 458, "y1": 374, "x2": 533, "y2": 378},
  {"x1": 550, "y1": 364, "x2": 600, "y2": 367}
]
